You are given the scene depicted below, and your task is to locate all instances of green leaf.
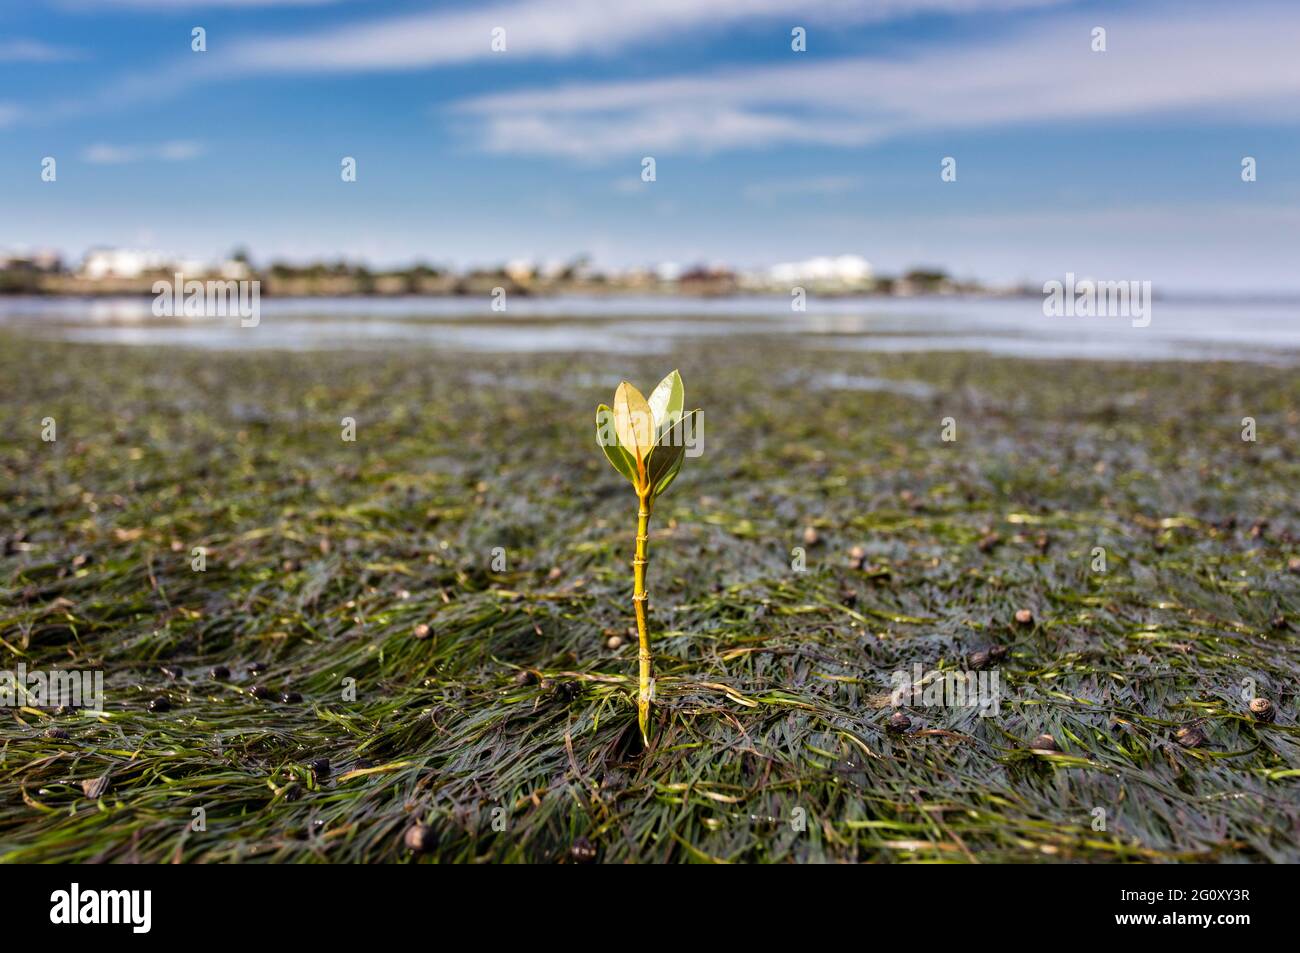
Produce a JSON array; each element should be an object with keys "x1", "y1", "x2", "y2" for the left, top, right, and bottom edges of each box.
[
  {"x1": 647, "y1": 369, "x2": 684, "y2": 437},
  {"x1": 596, "y1": 404, "x2": 637, "y2": 484},
  {"x1": 647, "y1": 409, "x2": 698, "y2": 499},
  {"x1": 652, "y1": 453, "x2": 685, "y2": 499},
  {"x1": 645, "y1": 439, "x2": 683, "y2": 497}
]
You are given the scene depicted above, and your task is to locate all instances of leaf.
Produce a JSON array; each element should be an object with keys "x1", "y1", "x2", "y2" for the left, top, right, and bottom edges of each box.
[
  {"x1": 653, "y1": 453, "x2": 685, "y2": 499},
  {"x1": 646, "y1": 438, "x2": 683, "y2": 497},
  {"x1": 595, "y1": 404, "x2": 637, "y2": 484},
  {"x1": 648, "y1": 409, "x2": 698, "y2": 499},
  {"x1": 647, "y1": 369, "x2": 684, "y2": 435},
  {"x1": 613, "y1": 381, "x2": 654, "y2": 465}
]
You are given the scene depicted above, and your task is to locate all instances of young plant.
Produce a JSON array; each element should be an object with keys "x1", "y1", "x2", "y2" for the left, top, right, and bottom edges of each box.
[{"x1": 596, "y1": 370, "x2": 698, "y2": 745}]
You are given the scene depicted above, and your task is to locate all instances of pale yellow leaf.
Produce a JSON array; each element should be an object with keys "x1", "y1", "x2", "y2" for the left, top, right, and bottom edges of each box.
[{"x1": 613, "y1": 381, "x2": 654, "y2": 464}]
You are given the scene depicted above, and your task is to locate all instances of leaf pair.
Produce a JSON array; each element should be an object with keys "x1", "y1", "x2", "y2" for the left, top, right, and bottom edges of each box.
[{"x1": 596, "y1": 370, "x2": 697, "y2": 500}]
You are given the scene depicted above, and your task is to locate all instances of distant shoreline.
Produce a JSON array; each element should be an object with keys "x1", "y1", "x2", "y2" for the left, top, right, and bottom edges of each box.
[
  {"x1": 0, "y1": 268, "x2": 1003, "y2": 300},
  {"x1": 6, "y1": 268, "x2": 1297, "y2": 304},
  {"x1": 3, "y1": 286, "x2": 1296, "y2": 304}
]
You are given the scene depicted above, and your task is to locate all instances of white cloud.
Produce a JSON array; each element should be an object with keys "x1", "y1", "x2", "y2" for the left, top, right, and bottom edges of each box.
[
  {"x1": 0, "y1": 104, "x2": 20, "y2": 127},
  {"x1": 66, "y1": 0, "x2": 338, "y2": 7},
  {"x1": 82, "y1": 140, "x2": 205, "y2": 164},
  {"x1": 0, "y1": 40, "x2": 79, "y2": 62},
  {"x1": 451, "y1": 6, "x2": 1300, "y2": 158},
  {"x1": 612, "y1": 178, "x2": 650, "y2": 195},
  {"x1": 743, "y1": 175, "x2": 863, "y2": 202},
  {"x1": 216, "y1": 0, "x2": 1065, "y2": 72},
  {"x1": 41, "y1": 0, "x2": 1068, "y2": 121}
]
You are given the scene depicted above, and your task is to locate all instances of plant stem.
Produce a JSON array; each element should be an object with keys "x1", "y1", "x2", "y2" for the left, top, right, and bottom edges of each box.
[{"x1": 633, "y1": 490, "x2": 652, "y2": 745}]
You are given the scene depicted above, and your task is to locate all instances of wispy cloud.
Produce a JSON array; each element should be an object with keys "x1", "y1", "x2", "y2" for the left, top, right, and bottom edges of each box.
[
  {"x1": 0, "y1": 40, "x2": 80, "y2": 63},
  {"x1": 451, "y1": 6, "x2": 1300, "y2": 158},
  {"x1": 743, "y1": 176, "x2": 863, "y2": 202},
  {"x1": 193, "y1": 0, "x2": 1066, "y2": 72},
  {"x1": 37, "y1": 0, "x2": 1070, "y2": 123},
  {"x1": 63, "y1": 0, "x2": 339, "y2": 8},
  {"x1": 0, "y1": 104, "x2": 20, "y2": 128},
  {"x1": 611, "y1": 178, "x2": 651, "y2": 195},
  {"x1": 82, "y1": 140, "x2": 205, "y2": 164}
]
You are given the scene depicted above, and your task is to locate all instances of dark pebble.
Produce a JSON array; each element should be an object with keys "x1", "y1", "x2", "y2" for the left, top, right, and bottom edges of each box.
[
  {"x1": 249, "y1": 685, "x2": 275, "y2": 700},
  {"x1": 404, "y1": 824, "x2": 437, "y2": 854},
  {"x1": 514, "y1": 670, "x2": 539, "y2": 686},
  {"x1": 247, "y1": 661, "x2": 268, "y2": 675},
  {"x1": 553, "y1": 681, "x2": 580, "y2": 702},
  {"x1": 1175, "y1": 726, "x2": 1206, "y2": 748},
  {"x1": 1030, "y1": 733, "x2": 1058, "y2": 751},
  {"x1": 887, "y1": 711, "x2": 912, "y2": 732},
  {"x1": 1248, "y1": 698, "x2": 1275, "y2": 723},
  {"x1": 601, "y1": 769, "x2": 630, "y2": 793},
  {"x1": 209, "y1": 665, "x2": 230, "y2": 681},
  {"x1": 148, "y1": 696, "x2": 171, "y2": 713},
  {"x1": 309, "y1": 758, "x2": 331, "y2": 779},
  {"x1": 280, "y1": 691, "x2": 303, "y2": 704},
  {"x1": 568, "y1": 836, "x2": 598, "y2": 864},
  {"x1": 160, "y1": 665, "x2": 184, "y2": 680},
  {"x1": 969, "y1": 645, "x2": 1008, "y2": 669},
  {"x1": 44, "y1": 727, "x2": 70, "y2": 740},
  {"x1": 81, "y1": 776, "x2": 110, "y2": 799}
]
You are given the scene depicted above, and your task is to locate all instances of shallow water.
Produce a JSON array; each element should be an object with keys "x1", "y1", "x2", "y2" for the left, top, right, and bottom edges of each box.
[{"x1": 2, "y1": 293, "x2": 1297, "y2": 363}]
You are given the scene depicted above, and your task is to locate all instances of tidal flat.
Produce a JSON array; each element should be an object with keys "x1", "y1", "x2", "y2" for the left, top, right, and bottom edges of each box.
[{"x1": 1, "y1": 333, "x2": 1296, "y2": 862}]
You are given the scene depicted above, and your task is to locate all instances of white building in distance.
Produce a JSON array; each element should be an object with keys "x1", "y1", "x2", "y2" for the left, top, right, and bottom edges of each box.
[
  {"x1": 80, "y1": 248, "x2": 249, "y2": 280},
  {"x1": 81, "y1": 248, "x2": 172, "y2": 280},
  {"x1": 768, "y1": 255, "x2": 873, "y2": 287}
]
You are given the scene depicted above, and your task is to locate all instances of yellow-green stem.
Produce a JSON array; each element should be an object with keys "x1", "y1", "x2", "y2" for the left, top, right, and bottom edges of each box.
[{"x1": 633, "y1": 490, "x2": 652, "y2": 745}]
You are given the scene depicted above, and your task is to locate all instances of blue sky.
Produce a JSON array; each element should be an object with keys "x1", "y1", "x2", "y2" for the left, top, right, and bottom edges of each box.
[{"x1": 2, "y1": 0, "x2": 1298, "y2": 290}]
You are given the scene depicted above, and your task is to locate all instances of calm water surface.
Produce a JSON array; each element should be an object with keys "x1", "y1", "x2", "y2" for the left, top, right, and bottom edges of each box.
[{"x1": 2, "y1": 294, "x2": 1297, "y2": 364}]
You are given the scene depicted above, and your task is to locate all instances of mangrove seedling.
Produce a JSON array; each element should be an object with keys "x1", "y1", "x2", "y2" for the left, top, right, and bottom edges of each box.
[{"x1": 596, "y1": 370, "x2": 699, "y2": 745}]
